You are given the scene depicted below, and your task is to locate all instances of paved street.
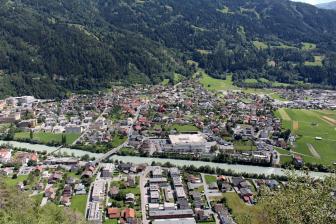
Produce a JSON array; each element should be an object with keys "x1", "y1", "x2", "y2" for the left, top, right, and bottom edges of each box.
[
  {"x1": 201, "y1": 173, "x2": 221, "y2": 224},
  {"x1": 139, "y1": 167, "x2": 151, "y2": 224}
]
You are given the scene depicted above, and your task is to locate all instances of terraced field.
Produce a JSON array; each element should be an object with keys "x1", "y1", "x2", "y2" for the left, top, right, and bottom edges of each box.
[{"x1": 276, "y1": 109, "x2": 336, "y2": 165}]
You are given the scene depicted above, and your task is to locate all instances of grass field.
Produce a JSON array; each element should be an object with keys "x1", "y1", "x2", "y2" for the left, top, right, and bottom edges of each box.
[
  {"x1": 70, "y1": 195, "x2": 87, "y2": 215},
  {"x1": 111, "y1": 134, "x2": 127, "y2": 148},
  {"x1": 104, "y1": 219, "x2": 118, "y2": 224},
  {"x1": 14, "y1": 132, "x2": 80, "y2": 145},
  {"x1": 204, "y1": 175, "x2": 217, "y2": 184},
  {"x1": 276, "y1": 108, "x2": 336, "y2": 165},
  {"x1": 234, "y1": 140, "x2": 256, "y2": 151},
  {"x1": 197, "y1": 70, "x2": 289, "y2": 102},
  {"x1": 223, "y1": 192, "x2": 263, "y2": 224},
  {"x1": 199, "y1": 73, "x2": 238, "y2": 91},
  {"x1": 3, "y1": 175, "x2": 27, "y2": 187},
  {"x1": 171, "y1": 124, "x2": 199, "y2": 132}
]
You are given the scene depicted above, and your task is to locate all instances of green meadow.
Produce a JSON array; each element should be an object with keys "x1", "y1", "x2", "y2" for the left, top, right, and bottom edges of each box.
[
  {"x1": 199, "y1": 72, "x2": 239, "y2": 91},
  {"x1": 199, "y1": 72, "x2": 286, "y2": 100},
  {"x1": 275, "y1": 109, "x2": 336, "y2": 165}
]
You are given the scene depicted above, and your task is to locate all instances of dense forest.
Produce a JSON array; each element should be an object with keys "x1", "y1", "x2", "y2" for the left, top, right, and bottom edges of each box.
[{"x1": 1, "y1": 0, "x2": 336, "y2": 98}]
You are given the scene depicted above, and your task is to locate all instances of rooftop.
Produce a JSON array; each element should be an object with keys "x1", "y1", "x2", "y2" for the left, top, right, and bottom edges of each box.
[{"x1": 169, "y1": 134, "x2": 206, "y2": 145}]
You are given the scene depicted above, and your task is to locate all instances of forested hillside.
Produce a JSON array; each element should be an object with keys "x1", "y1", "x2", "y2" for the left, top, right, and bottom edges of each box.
[{"x1": 1, "y1": 0, "x2": 336, "y2": 98}]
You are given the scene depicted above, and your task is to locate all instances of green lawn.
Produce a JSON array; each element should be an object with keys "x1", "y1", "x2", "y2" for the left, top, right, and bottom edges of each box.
[
  {"x1": 223, "y1": 192, "x2": 263, "y2": 224},
  {"x1": 200, "y1": 72, "x2": 238, "y2": 91},
  {"x1": 14, "y1": 132, "x2": 80, "y2": 145},
  {"x1": 204, "y1": 175, "x2": 217, "y2": 184},
  {"x1": 171, "y1": 124, "x2": 199, "y2": 132},
  {"x1": 70, "y1": 195, "x2": 87, "y2": 215},
  {"x1": 234, "y1": 140, "x2": 256, "y2": 151},
  {"x1": 104, "y1": 219, "x2": 119, "y2": 224},
  {"x1": 275, "y1": 109, "x2": 336, "y2": 165},
  {"x1": 3, "y1": 175, "x2": 27, "y2": 187},
  {"x1": 111, "y1": 135, "x2": 127, "y2": 148}
]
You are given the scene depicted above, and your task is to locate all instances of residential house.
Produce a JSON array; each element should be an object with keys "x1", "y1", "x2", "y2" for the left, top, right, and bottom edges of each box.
[
  {"x1": 125, "y1": 193, "x2": 135, "y2": 204},
  {"x1": 0, "y1": 148, "x2": 11, "y2": 163},
  {"x1": 107, "y1": 207, "x2": 121, "y2": 219},
  {"x1": 123, "y1": 208, "x2": 136, "y2": 223},
  {"x1": 109, "y1": 186, "x2": 120, "y2": 198}
]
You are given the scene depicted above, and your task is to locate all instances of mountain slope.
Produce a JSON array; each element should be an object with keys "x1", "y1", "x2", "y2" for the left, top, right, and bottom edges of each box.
[
  {"x1": 1, "y1": 0, "x2": 336, "y2": 98},
  {"x1": 316, "y1": 1, "x2": 336, "y2": 10}
]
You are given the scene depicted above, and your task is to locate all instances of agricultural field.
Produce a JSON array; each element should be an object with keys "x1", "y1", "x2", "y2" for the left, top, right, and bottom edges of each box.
[
  {"x1": 275, "y1": 108, "x2": 336, "y2": 165},
  {"x1": 14, "y1": 132, "x2": 80, "y2": 145}
]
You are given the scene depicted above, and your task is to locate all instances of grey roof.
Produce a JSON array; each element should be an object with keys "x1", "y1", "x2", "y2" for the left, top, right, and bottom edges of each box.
[
  {"x1": 149, "y1": 209, "x2": 194, "y2": 218},
  {"x1": 153, "y1": 218, "x2": 196, "y2": 224}
]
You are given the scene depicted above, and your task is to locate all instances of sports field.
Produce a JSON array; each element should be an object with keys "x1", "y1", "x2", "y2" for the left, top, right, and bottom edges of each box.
[
  {"x1": 14, "y1": 132, "x2": 80, "y2": 145},
  {"x1": 275, "y1": 109, "x2": 336, "y2": 165}
]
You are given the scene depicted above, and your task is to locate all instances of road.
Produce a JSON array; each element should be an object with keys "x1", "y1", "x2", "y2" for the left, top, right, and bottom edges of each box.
[
  {"x1": 93, "y1": 104, "x2": 145, "y2": 164},
  {"x1": 140, "y1": 166, "x2": 152, "y2": 224},
  {"x1": 139, "y1": 167, "x2": 151, "y2": 224},
  {"x1": 72, "y1": 106, "x2": 109, "y2": 146}
]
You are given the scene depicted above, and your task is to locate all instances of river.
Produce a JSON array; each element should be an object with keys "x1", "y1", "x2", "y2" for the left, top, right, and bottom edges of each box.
[
  {"x1": 110, "y1": 155, "x2": 332, "y2": 178},
  {"x1": 0, "y1": 140, "x2": 333, "y2": 178},
  {"x1": 0, "y1": 140, "x2": 103, "y2": 158}
]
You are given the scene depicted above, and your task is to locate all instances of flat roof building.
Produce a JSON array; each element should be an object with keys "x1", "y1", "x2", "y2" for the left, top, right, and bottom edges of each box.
[
  {"x1": 87, "y1": 202, "x2": 101, "y2": 221},
  {"x1": 92, "y1": 180, "x2": 106, "y2": 202},
  {"x1": 166, "y1": 134, "x2": 209, "y2": 153},
  {"x1": 153, "y1": 218, "x2": 197, "y2": 224}
]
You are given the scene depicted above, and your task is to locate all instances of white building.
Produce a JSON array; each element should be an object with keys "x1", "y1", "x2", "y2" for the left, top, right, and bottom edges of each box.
[
  {"x1": 166, "y1": 134, "x2": 208, "y2": 153},
  {"x1": 87, "y1": 202, "x2": 101, "y2": 221}
]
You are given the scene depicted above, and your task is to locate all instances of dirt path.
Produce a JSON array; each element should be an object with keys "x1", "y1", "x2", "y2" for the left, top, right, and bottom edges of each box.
[
  {"x1": 292, "y1": 121, "x2": 299, "y2": 131},
  {"x1": 321, "y1": 116, "x2": 336, "y2": 126},
  {"x1": 278, "y1": 108, "x2": 291, "y2": 121},
  {"x1": 306, "y1": 143, "x2": 321, "y2": 159}
]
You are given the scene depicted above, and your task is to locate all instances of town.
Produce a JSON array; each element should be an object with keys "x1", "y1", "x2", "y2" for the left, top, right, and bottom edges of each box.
[{"x1": 1, "y1": 77, "x2": 336, "y2": 224}]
